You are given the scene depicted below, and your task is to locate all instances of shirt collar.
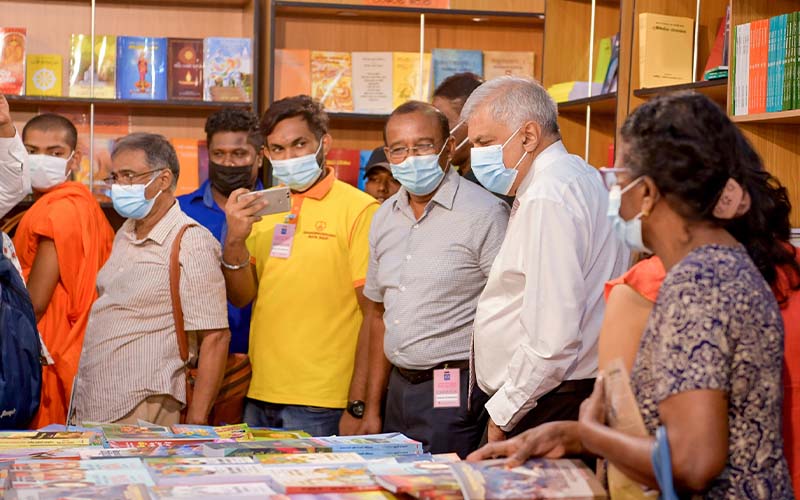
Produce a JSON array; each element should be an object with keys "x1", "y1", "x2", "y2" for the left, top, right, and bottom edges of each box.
[
  {"x1": 122, "y1": 200, "x2": 184, "y2": 246},
  {"x1": 294, "y1": 167, "x2": 335, "y2": 200},
  {"x1": 516, "y1": 140, "x2": 568, "y2": 196},
  {"x1": 392, "y1": 166, "x2": 459, "y2": 213}
]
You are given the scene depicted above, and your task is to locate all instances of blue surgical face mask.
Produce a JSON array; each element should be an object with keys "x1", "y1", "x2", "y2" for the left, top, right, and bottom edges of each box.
[
  {"x1": 469, "y1": 127, "x2": 529, "y2": 195},
  {"x1": 270, "y1": 141, "x2": 323, "y2": 192},
  {"x1": 390, "y1": 142, "x2": 448, "y2": 196},
  {"x1": 111, "y1": 172, "x2": 164, "y2": 220},
  {"x1": 607, "y1": 176, "x2": 650, "y2": 253}
]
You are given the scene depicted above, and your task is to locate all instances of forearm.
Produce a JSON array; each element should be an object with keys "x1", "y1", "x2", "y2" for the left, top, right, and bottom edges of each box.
[
  {"x1": 579, "y1": 420, "x2": 657, "y2": 488},
  {"x1": 364, "y1": 320, "x2": 391, "y2": 418},
  {"x1": 347, "y1": 314, "x2": 370, "y2": 402},
  {"x1": 221, "y1": 236, "x2": 257, "y2": 307},
  {"x1": 187, "y1": 329, "x2": 230, "y2": 423}
]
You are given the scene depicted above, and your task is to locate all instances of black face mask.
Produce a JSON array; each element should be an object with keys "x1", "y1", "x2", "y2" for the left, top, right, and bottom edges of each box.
[{"x1": 209, "y1": 162, "x2": 255, "y2": 196}]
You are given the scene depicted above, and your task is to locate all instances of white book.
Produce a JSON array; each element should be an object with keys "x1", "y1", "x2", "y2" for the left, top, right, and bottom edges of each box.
[
  {"x1": 735, "y1": 23, "x2": 751, "y2": 116},
  {"x1": 352, "y1": 51, "x2": 393, "y2": 114}
]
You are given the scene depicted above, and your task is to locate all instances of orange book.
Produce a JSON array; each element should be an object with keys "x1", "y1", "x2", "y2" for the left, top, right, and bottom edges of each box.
[
  {"x1": 171, "y1": 138, "x2": 200, "y2": 196},
  {"x1": 274, "y1": 49, "x2": 310, "y2": 100},
  {"x1": 310, "y1": 51, "x2": 353, "y2": 112},
  {"x1": 0, "y1": 27, "x2": 26, "y2": 95},
  {"x1": 749, "y1": 18, "x2": 769, "y2": 114}
]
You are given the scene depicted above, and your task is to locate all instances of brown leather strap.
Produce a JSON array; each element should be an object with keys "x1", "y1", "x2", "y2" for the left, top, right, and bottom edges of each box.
[{"x1": 169, "y1": 223, "x2": 196, "y2": 364}]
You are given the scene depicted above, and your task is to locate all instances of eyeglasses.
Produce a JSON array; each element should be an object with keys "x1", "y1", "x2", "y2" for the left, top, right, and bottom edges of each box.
[
  {"x1": 103, "y1": 168, "x2": 165, "y2": 185},
  {"x1": 386, "y1": 143, "x2": 439, "y2": 163},
  {"x1": 598, "y1": 167, "x2": 630, "y2": 190}
]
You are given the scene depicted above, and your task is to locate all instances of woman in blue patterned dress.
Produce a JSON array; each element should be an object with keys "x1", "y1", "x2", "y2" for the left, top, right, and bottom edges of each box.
[{"x1": 469, "y1": 93, "x2": 794, "y2": 499}]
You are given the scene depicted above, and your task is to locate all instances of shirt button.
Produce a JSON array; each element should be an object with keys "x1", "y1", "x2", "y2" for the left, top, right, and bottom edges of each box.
[
  {"x1": 405, "y1": 255, "x2": 412, "y2": 261},
  {"x1": 393, "y1": 319, "x2": 400, "y2": 325},
  {"x1": 413, "y1": 224, "x2": 419, "y2": 229},
  {"x1": 399, "y1": 285, "x2": 406, "y2": 292}
]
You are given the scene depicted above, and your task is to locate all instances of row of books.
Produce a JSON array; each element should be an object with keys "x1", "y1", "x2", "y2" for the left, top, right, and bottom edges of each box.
[
  {"x1": 0, "y1": 28, "x2": 253, "y2": 102},
  {"x1": 733, "y1": 11, "x2": 800, "y2": 116},
  {"x1": 274, "y1": 49, "x2": 536, "y2": 114}
]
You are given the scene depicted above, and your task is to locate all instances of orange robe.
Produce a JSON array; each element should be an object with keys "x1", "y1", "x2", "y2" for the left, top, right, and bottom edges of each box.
[{"x1": 13, "y1": 182, "x2": 113, "y2": 427}]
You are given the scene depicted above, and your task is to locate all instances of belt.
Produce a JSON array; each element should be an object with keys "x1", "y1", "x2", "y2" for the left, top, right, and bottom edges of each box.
[
  {"x1": 547, "y1": 378, "x2": 596, "y2": 396},
  {"x1": 395, "y1": 360, "x2": 470, "y2": 385}
]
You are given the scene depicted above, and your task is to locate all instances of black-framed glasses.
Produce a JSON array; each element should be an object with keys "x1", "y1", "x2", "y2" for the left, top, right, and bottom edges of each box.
[{"x1": 103, "y1": 168, "x2": 165, "y2": 185}]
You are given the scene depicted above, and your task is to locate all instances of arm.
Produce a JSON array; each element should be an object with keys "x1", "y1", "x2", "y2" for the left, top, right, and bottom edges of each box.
[
  {"x1": 339, "y1": 286, "x2": 371, "y2": 435},
  {"x1": 0, "y1": 95, "x2": 30, "y2": 219},
  {"x1": 361, "y1": 300, "x2": 389, "y2": 434},
  {"x1": 477, "y1": 201, "x2": 510, "y2": 278},
  {"x1": 184, "y1": 328, "x2": 231, "y2": 424},
  {"x1": 597, "y1": 284, "x2": 654, "y2": 371},
  {"x1": 25, "y1": 238, "x2": 60, "y2": 321},
  {"x1": 222, "y1": 188, "x2": 267, "y2": 308}
]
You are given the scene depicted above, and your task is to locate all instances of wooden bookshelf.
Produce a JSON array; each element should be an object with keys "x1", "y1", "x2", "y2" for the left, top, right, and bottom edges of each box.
[
  {"x1": 731, "y1": 110, "x2": 800, "y2": 126},
  {"x1": 633, "y1": 79, "x2": 728, "y2": 104},
  {"x1": 558, "y1": 93, "x2": 618, "y2": 115},
  {"x1": 7, "y1": 95, "x2": 254, "y2": 112}
]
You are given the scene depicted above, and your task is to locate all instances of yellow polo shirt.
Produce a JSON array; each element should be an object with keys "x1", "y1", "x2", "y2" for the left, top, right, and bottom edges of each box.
[{"x1": 246, "y1": 168, "x2": 379, "y2": 408}]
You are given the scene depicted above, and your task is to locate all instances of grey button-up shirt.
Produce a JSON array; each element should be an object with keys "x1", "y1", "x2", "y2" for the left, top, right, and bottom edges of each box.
[{"x1": 364, "y1": 167, "x2": 509, "y2": 370}]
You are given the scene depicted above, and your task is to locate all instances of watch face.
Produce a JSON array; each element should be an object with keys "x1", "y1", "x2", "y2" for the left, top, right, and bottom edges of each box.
[{"x1": 349, "y1": 400, "x2": 365, "y2": 418}]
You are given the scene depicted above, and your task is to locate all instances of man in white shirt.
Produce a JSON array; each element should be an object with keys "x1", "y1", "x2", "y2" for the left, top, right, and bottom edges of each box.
[
  {"x1": 0, "y1": 95, "x2": 31, "y2": 219},
  {"x1": 462, "y1": 77, "x2": 629, "y2": 441}
]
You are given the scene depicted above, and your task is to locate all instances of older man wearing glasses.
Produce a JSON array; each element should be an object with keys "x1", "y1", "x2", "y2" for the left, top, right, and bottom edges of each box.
[{"x1": 354, "y1": 101, "x2": 509, "y2": 458}]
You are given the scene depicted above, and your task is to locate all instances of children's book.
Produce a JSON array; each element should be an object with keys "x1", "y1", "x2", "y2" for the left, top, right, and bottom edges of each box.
[{"x1": 147, "y1": 463, "x2": 280, "y2": 487}]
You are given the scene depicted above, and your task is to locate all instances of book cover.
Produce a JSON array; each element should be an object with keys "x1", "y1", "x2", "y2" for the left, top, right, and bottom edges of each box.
[
  {"x1": 255, "y1": 453, "x2": 365, "y2": 465},
  {"x1": 328, "y1": 148, "x2": 361, "y2": 187},
  {"x1": 261, "y1": 465, "x2": 381, "y2": 494},
  {"x1": 204, "y1": 434, "x2": 421, "y2": 458},
  {"x1": 148, "y1": 482, "x2": 278, "y2": 499},
  {"x1": 0, "y1": 432, "x2": 97, "y2": 449},
  {"x1": 171, "y1": 138, "x2": 200, "y2": 196},
  {"x1": 274, "y1": 48, "x2": 311, "y2": 101},
  {"x1": 202, "y1": 440, "x2": 333, "y2": 457},
  {"x1": 0, "y1": 27, "x2": 26, "y2": 95},
  {"x1": 352, "y1": 51, "x2": 393, "y2": 114},
  {"x1": 116, "y1": 36, "x2": 168, "y2": 100},
  {"x1": 78, "y1": 445, "x2": 203, "y2": 460},
  {"x1": 10, "y1": 458, "x2": 154, "y2": 489},
  {"x1": 392, "y1": 51, "x2": 432, "y2": 107},
  {"x1": 148, "y1": 463, "x2": 279, "y2": 487},
  {"x1": 703, "y1": 7, "x2": 731, "y2": 80},
  {"x1": 451, "y1": 458, "x2": 607, "y2": 500},
  {"x1": 638, "y1": 13, "x2": 694, "y2": 88},
  {"x1": 431, "y1": 49, "x2": 483, "y2": 90},
  {"x1": 601, "y1": 33, "x2": 620, "y2": 93},
  {"x1": 368, "y1": 461, "x2": 460, "y2": 496},
  {"x1": 311, "y1": 50, "x2": 354, "y2": 112},
  {"x1": 593, "y1": 37, "x2": 612, "y2": 84},
  {"x1": 26, "y1": 54, "x2": 61, "y2": 96},
  {"x1": 204, "y1": 37, "x2": 252, "y2": 102},
  {"x1": 68, "y1": 34, "x2": 116, "y2": 98},
  {"x1": 145, "y1": 457, "x2": 255, "y2": 469},
  {"x1": 482, "y1": 51, "x2": 534, "y2": 80},
  {"x1": 748, "y1": 18, "x2": 768, "y2": 114},
  {"x1": 8, "y1": 483, "x2": 151, "y2": 500},
  {"x1": 250, "y1": 428, "x2": 311, "y2": 440},
  {"x1": 734, "y1": 23, "x2": 751, "y2": 116},
  {"x1": 168, "y1": 38, "x2": 203, "y2": 100}
]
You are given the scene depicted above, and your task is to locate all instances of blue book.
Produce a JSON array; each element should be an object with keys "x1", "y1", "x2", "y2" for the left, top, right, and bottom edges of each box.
[
  {"x1": 775, "y1": 14, "x2": 788, "y2": 112},
  {"x1": 358, "y1": 149, "x2": 372, "y2": 191},
  {"x1": 431, "y1": 49, "x2": 483, "y2": 90},
  {"x1": 768, "y1": 16, "x2": 778, "y2": 112},
  {"x1": 116, "y1": 36, "x2": 167, "y2": 100}
]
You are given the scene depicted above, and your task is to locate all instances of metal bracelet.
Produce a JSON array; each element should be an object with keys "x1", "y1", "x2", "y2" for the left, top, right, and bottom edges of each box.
[{"x1": 220, "y1": 255, "x2": 250, "y2": 270}]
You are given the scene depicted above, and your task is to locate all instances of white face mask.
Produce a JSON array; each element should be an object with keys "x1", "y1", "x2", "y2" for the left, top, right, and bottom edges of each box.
[{"x1": 28, "y1": 152, "x2": 74, "y2": 191}]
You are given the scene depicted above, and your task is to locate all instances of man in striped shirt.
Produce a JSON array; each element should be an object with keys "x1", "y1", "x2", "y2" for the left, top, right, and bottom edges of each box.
[{"x1": 72, "y1": 133, "x2": 230, "y2": 425}]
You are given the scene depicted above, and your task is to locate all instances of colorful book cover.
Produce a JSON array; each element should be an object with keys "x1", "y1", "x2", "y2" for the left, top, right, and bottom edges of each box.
[
  {"x1": 368, "y1": 461, "x2": 460, "y2": 496},
  {"x1": 451, "y1": 459, "x2": 607, "y2": 500},
  {"x1": 8, "y1": 483, "x2": 151, "y2": 500},
  {"x1": 255, "y1": 453, "x2": 365, "y2": 466},
  {"x1": 145, "y1": 457, "x2": 255, "y2": 469},
  {"x1": 593, "y1": 37, "x2": 612, "y2": 84},
  {"x1": 601, "y1": 33, "x2": 620, "y2": 93},
  {"x1": 11, "y1": 458, "x2": 155, "y2": 489},
  {"x1": 26, "y1": 54, "x2": 61, "y2": 96},
  {"x1": 392, "y1": 52, "x2": 432, "y2": 107},
  {"x1": 204, "y1": 433, "x2": 421, "y2": 458},
  {"x1": 250, "y1": 428, "x2": 311, "y2": 440},
  {"x1": 0, "y1": 432, "x2": 98, "y2": 449},
  {"x1": 78, "y1": 445, "x2": 203, "y2": 460},
  {"x1": 116, "y1": 36, "x2": 167, "y2": 100},
  {"x1": 202, "y1": 440, "x2": 332, "y2": 457},
  {"x1": 431, "y1": 49, "x2": 483, "y2": 90},
  {"x1": 171, "y1": 138, "x2": 200, "y2": 196},
  {"x1": 261, "y1": 465, "x2": 381, "y2": 494},
  {"x1": 328, "y1": 148, "x2": 361, "y2": 188},
  {"x1": 148, "y1": 463, "x2": 279, "y2": 487},
  {"x1": 68, "y1": 34, "x2": 116, "y2": 98},
  {"x1": 274, "y1": 48, "x2": 311, "y2": 101},
  {"x1": 203, "y1": 37, "x2": 252, "y2": 102},
  {"x1": 352, "y1": 51, "x2": 393, "y2": 114},
  {"x1": 638, "y1": 13, "x2": 694, "y2": 88},
  {"x1": 311, "y1": 50, "x2": 354, "y2": 112},
  {"x1": 703, "y1": 7, "x2": 731, "y2": 80},
  {"x1": 0, "y1": 27, "x2": 26, "y2": 95},
  {"x1": 168, "y1": 38, "x2": 203, "y2": 100},
  {"x1": 482, "y1": 51, "x2": 535, "y2": 80},
  {"x1": 148, "y1": 482, "x2": 278, "y2": 499}
]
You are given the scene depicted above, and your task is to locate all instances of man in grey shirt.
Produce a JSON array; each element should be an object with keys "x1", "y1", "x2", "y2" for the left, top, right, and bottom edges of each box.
[{"x1": 358, "y1": 101, "x2": 509, "y2": 457}]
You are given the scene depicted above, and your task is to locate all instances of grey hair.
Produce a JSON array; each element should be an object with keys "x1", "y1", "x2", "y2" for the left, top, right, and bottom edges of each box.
[
  {"x1": 460, "y1": 76, "x2": 560, "y2": 136},
  {"x1": 112, "y1": 132, "x2": 180, "y2": 189}
]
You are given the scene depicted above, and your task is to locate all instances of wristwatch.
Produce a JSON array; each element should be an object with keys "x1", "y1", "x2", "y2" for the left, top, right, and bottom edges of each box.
[{"x1": 346, "y1": 400, "x2": 365, "y2": 419}]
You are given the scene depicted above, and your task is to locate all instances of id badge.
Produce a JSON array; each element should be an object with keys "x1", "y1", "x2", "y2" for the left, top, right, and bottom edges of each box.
[
  {"x1": 270, "y1": 223, "x2": 296, "y2": 259},
  {"x1": 433, "y1": 369, "x2": 461, "y2": 408}
]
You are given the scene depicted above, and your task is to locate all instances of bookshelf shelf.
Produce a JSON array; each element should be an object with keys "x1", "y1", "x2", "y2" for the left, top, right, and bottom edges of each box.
[
  {"x1": 633, "y1": 79, "x2": 728, "y2": 103},
  {"x1": 730, "y1": 110, "x2": 800, "y2": 126},
  {"x1": 558, "y1": 93, "x2": 618, "y2": 115},
  {"x1": 328, "y1": 112, "x2": 391, "y2": 122},
  {"x1": 6, "y1": 96, "x2": 253, "y2": 112}
]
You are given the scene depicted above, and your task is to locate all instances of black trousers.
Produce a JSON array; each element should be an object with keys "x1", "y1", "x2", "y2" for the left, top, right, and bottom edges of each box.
[
  {"x1": 383, "y1": 366, "x2": 489, "y2": 458},
  {"x1": 507, "y1": 378, "x2": 596, "y2": 438}
]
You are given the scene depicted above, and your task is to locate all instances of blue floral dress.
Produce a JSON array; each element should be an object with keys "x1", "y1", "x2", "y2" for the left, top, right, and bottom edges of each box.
[{"x1": 631, "y1": 244, "x2": 793, "y2": 499}]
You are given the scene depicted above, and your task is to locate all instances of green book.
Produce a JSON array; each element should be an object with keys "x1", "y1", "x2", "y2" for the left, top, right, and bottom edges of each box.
[
  {"x1": 795, "y1": 10, "x2": 800, "y2": 109},
  {"x1": 593, "y1": 37, "x2": 612, "y2": 84},
  {"x1": 784, "y1": 12, "x2": 796, "y2": 111}
]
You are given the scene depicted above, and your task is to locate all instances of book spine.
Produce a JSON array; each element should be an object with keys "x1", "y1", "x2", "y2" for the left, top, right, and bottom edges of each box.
[
  {"x1": 760, "y1": 20, "x2": 769, "y2": 113},
  {"x1": 777, "y1": 14, "x2": 787, "y2": 110},
  {"x1": 795, "y1": 11, "x2": 800, "y2": 109},
  {"x1": 767, "y1": 18, "x2": 776, "y2": 112},
  {"x1": 748, "y1": 21, "x2": 759, "y2": 113},
  {"x1": 787, "y1": 12, "x2": 797, "y2": 111}
]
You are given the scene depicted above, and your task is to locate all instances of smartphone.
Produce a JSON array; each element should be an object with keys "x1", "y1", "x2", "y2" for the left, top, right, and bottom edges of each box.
[{"x1": 238, "y1": 186, "x2": 291, "y2": 216}]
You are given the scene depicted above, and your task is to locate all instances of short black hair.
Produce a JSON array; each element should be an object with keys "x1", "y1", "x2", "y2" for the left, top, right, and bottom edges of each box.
[
  {"x1": 433, "y1": 72, "x2": 484, "y2": 106},
  {"x1": 260, "y1": 95, "x2": 329, "y2": 143},
  {"x1": 384, "y1": 101, "x2": 450, "y2": 145},
  {"x1": 23, "y1": 113, "x2": 78, "y2": 150},
  {"x1": 112, "y1": 132, "x2": 180, "y2": 188},
  {"x1": 205, "y1": 107, "x2": 264, "y2": 150}
]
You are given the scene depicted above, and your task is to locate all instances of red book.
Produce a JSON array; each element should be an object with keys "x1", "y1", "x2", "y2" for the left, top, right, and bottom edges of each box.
[
  {"x1": 0, "y1": 27, "x2": 26, "y2": 95},
  {"x1": 168, "y1": 38, "x2": 203, "y2": 100},
  {"x1": 327, "y1": 148, "x2": 361, "y2": 188},
  {"x1": 748, "y1": 19, "x2": 769, "y2": 114}
]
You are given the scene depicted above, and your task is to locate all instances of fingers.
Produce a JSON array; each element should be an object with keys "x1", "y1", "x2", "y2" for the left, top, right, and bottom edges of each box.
[{"x1": 466, "y1": 440, "x2": 515, "y2": 462}]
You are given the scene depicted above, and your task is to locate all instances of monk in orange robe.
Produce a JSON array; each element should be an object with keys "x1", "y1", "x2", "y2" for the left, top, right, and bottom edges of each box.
[{"x1": 12, "y1": 114, "x2": 113, "y2": 427}]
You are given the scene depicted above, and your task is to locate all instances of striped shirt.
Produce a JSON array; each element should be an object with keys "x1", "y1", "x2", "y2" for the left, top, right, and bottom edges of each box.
[
  {"x1": 72, "y1": 202, "x2": 229, "y2": 423},
  {"x1": 364, "y1": 167, "x2": 509, "y2": 369}
]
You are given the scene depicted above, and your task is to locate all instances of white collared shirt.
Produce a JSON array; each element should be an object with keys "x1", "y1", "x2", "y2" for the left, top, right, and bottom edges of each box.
[
  {"x1": 0, "y1": 132, "x2": 31, "y2": 218},
  {"x1": 474, "y1": 140, "x2": 629, "y2": 431}
]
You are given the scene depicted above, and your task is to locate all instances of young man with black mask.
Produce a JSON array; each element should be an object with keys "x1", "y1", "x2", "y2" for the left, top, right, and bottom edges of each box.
[{"x1": 178, "y1": 107, "x2": 263, "y2": 355}]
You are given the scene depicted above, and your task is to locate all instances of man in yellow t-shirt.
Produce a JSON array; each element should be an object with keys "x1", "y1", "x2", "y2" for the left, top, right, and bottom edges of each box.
[{"x1": 222, "y1": 95, "x2": 378, "y2": 436}]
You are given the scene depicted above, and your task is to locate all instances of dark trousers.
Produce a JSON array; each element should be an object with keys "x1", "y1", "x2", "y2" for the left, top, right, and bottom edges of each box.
[
  {"x1": 383, "y1": 366, "x2": 489, "y2": 459},
  {"x1": 507, "y1": 378, "x2": 596, "y2": 438}
]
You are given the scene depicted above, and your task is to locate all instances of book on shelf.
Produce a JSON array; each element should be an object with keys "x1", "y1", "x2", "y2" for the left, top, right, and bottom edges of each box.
[
  {"x1": 601, "y1": 33, "x2": 620, "y2": 94},
  {"x1": 703, "y1": 6, "x2": 731, "y2": 81},
  {"x1": 172, "y1": 138, "x2": 200, "y2": 196},
  {"x1": 392, "y1": 52, "x2": 432, "y2": 107},
  {"x1": 116, "y1": 36, "x2": 168, "y2": 101},
  {"x1": 148, "y1": 482, "x2": 278, "y2": 499},
  {"x1": 7, "y1": 483, "x2": 152, "y2": 500},
  {"x1": 0, "y1": 27, "x2": 26, "y2": 95},
  {"x1": 68, "y1": 34, "x2": 116, "y2": 99},
  {"x1": 638, "y1": 13, "x2": 694, "y2": 89},
  {"x1": 352, "y1": 51, "x2": 393, "y2": 114},
  {"x1": 766, "y1": 14, "x2": 788, "y2": 113},
  {"x1": 791, "y1": 228, "x2": 800, "y2": 248},
  {"x1": 431, "y1": 49, "x2": 483, "y2": 90},
  {"x1": 274, "y1": 48, "x2": 311, "y2": 101},
  {"x1": 260, "y1": 465, "x2": 381, "y2": 494},
  {"x1": 328, "y1": 148, "x2": 361, "y2": 188},
  {"x1": 25, "y1": 55, "x2": 61, "y2": 97},
  {"x1": 450, "y1": 458, "x2": 607, "y2": 500},
  {"x1": 311, "y1": 51, "x2": 354, "y2": 112},
  {"x1": 593, "y1": 37, "x2": 613, "y2": 84},
  {"x1": 203, "y1": 37, "x2": 252, "y2": 103},
  {"x1": 168, "y1": 38, "x2": 203, "y2": 101},
  {"x1": 734, "y1": 23, "x2": 750, "y2": 116},
  {"x1": 748, "y1": 18, "x2": 769, "y2": 114},
  {"x1": 483, "y1": 51, "x2": 534, "y2": 80}
]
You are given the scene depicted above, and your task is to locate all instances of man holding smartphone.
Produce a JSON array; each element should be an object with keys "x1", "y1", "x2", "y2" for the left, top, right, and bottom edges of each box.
[{"x1": 222, "y1": 95, "x2": 379, "y2": 436}]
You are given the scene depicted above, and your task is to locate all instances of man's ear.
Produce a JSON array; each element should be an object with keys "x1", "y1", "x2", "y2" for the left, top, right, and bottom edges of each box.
[
  {"x1": 67, "y1": 150, "x2": 83, "y2": 175},
  {"x1": 321, "y1": 133, "x2": 333, "y2": 157},
  {"x1": 521, "y1": 120, "x2": 542, "y2": 153}
]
